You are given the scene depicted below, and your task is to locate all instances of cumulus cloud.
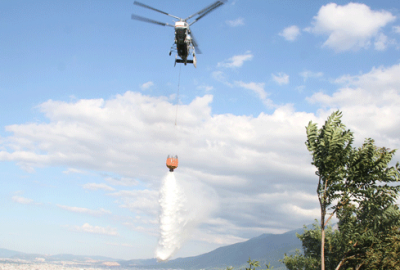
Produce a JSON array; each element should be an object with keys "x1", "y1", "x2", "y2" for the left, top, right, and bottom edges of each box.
[
  {"x1": 4, "y1": 69, "x2": 399, "y2": 242},
  {"x1": 197, "y1": 85, "x2": 214, "y2": 92},
  {"x1": 226, "y1": 17, "x2": 244, "y2": 27},
  {"x1": 62, "y1": 168, "x2": 86, "y2": 174},
  {"x1": 272, "y1": 72, "x2": 289, "y2": 85},
  {"x1": 110, "y1": 189, "x2": 159, "y2": 216},
  {"x1": 83, "y1": 183, "x2": 115, "y2": 191},
  {"x1": 307, "y1": 3, "x2": 396, "y2": 52},
  {"x1": 0, "y1": 91, "x2": 322, "y2": 237},
  {"x1": 234, "y1": 81, "x2": 267, "y2": 100},
  {"x1": 140, "y1": 81, "x2": 154, "y2": 90},
  {"x1": 104, "y1": 176, "x2": 138, "y2": 186},
  {"x1": 106, "y1": 242, "x2": 134, "y2": 248},
  {"x1": 122, "y1": 216, "x2": 159, "y2": 236},
  {"x1": 374, "y1": 33, "x2": 389, "y2": 50},
  {"x1": 234, "y1": 81, "x2": 274, "y2": 108},
  {"x1": 217, "y1": 52, "x2": 253, "y2": 68},
  {"x1": 307, "y1": 63, "x2": 400, "y2": 147},
  {"x1": 70, "y1": 223, "x2": 118, "y2": 236},
  {"x1": 12, "y1": 195, "x2": 35, "y2": 205},
  {"x1": 300, "y1": 70, "x2": 323, "y2": 82},
  {"x1": 279, "y1": 25, "x2": 301, "y2": 41},
  {"x1": 191, "y1": 229, "x2": 248, "y2": 245},
  {"x1": 57, "y1": 205, "x2": 111, "y2": 216},
  {"x1": 282, "y1": 204, "x2": 320, "y2": 219},
  {"x1": 212, "y1": 71, "x2": 232, "y2": 87}
]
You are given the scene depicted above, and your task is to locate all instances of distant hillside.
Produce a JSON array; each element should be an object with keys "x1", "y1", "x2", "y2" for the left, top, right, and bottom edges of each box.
[
  {"x1": 1, "y1": 227, "x2": 305, "y2": 269},
  {"x1": 0, "y1": 248, "x2": 25, "y2": 258},
  {"x1": 120, "y1": 227, "x2": 304, "y2": 269},
  {"x1": 0, "y1": 248, "x2": 119, "y2": 262}
]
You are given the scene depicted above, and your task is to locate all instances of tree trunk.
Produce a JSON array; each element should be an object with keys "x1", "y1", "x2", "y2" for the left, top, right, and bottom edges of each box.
[
  {"x1": 321, "y1": 209, "x2": 325, "y2": 270},
  {"x1": 319, "y1": 175, "x2": 326, "y2": 270}
]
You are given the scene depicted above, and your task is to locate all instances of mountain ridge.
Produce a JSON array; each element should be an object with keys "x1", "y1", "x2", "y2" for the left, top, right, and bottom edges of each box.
[
  {"x1": 120, "y1": 227, "x2": 304, "y2": 269},
  {"x1": 1, "y1": 227, "x2": 304, "y2": 269}
]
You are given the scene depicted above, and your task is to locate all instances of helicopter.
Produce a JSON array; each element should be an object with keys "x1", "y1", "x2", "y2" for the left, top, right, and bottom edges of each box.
[{"x1": 131, "y1": 1, "x2": 226, "y2": 68}]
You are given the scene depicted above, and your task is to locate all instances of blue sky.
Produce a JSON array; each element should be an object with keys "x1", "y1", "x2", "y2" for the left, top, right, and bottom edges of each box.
[{"x1": 1, "y1": 0, "x2": 400, "y2": 261}]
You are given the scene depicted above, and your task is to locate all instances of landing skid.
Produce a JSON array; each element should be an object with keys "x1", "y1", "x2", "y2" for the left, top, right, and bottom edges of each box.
[{"x1": 175, "y1": 58, "x2": 196, "y2": 68}]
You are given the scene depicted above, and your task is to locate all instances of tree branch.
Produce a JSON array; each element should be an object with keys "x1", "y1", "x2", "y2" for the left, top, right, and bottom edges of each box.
[
  {"x1": 335, "y1": 255, "x2": 355, "y2": 270},
  {"x1": 324, "y1": 198, "x2": 350, "y2": 227},
  {"x1": 355, "y1": 263, "x2": 364, "y2": 270}
]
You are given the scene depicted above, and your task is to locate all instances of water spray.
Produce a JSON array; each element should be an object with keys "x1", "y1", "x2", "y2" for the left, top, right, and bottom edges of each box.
[
  {"x1": 156, "y1": 156, "x2": 219, "y2": 261},
  {"x1": 156, "y1": 172, "x2": 187, "y2": 261}
]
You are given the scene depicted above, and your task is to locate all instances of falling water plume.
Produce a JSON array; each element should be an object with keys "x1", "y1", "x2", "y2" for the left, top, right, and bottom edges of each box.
[
  {"x1": 156, "y1": 172, "x2": 187, "y2": 261},
  {"x1": 155, "y1": 172, "x2": 218, "y2": 261}
]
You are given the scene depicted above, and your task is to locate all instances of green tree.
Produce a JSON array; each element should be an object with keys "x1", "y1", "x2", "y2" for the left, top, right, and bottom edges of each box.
[
  {"x1": 283, "y1": 210, "x2": 400, "y2": 269},
  {"x1": 305, "y1": 111, "x2": 353, "y2": 270},
  {"x1": 281, "y1": 222, "x2": 338, "y2": 270},
  {"x1": 246, "y1": 258, "x2": 261, "y2": 270},
  {"x1": 301, "y1": 110, "x2": 400, "y2": 269},
  {"x1": 226, "y1": 258, "x2": 274, "y2": 270},
  {"x1": 329, "y1": 139, "x2": 400, "y2": 269},
  {"x1": 363, "y1": 225, "x2": 400, "y2": 269}
]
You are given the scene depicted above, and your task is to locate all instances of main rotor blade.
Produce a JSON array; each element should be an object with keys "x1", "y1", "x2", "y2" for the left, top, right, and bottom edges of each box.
[
  {"x1": 186, "y1": 0, "x2": 226, "y2": 25},
  {"x1": 131, "y1": 14, "x2": 174, "y2": 27},
  {"x1": 134, "y1": 1, "x2": 181, "y2": 20},
  {"x1": 190, "y1": 31, "x2": 202, "y2": 54}
]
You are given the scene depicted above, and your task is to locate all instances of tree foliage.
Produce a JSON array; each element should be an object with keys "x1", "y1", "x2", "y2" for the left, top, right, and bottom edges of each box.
[
  {"x1": 305, "y1": 111, "x2": 354, "y2": 270},
  {"x1": 226, "y1": 258, "x2": 274, "y2": 270},
  {"x1": 280, "y1": 222, "x2": 338, "y2": 270},
  {"x1": 283, "y1": 111, "x2": 400, "y2": 270}
]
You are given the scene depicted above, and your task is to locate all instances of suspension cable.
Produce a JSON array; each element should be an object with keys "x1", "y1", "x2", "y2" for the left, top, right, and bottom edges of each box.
[{"x1": 175, "y1": 65, "x2": 181, "y2": 126}]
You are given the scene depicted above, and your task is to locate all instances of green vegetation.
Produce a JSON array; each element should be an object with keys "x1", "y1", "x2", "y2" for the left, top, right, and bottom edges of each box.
[
  {"x1": 281, "y1": 111, "x2": 400, "y2": 270},
  {"x1": 226, "y1": 257, "x2": 274, "y2": 270},
  {"x1": 220, "y1": 111, "x2": 399, "y2": 270}
]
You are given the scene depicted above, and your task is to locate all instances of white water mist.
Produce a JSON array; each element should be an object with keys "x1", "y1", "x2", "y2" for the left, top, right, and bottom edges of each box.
[
  {"x1": 156, "y1": 172, "x2": 188, "y2": 261},
  {"x1": 155, "y1": 172, "x2": 218, "y2": 261}
]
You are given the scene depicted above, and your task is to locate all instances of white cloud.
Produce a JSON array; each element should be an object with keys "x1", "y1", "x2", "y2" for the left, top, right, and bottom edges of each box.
[
  {"x1": 374, "y1": 33, "x2": 388, "y2": 51},
  {"x1": 6, "y1": 70, "x2": 400, "y2": 241},
  {"x1": 393, "y1": 26, "x2": 400, "y2": 33},
  {"x1": 110, "y1": 189, "x2": 159, "y2": 216},
  {"x1": 307, "y1": 3, "x2": 396, "y2": 52},
  {"x1": 140, "y1": 81, "x2": 154, "y2": 90},
  {"x1": 104, "y1": 176, "x2": 138, "y2": 186},
  {"x1": 226, "y1": 17, "x2": 244, "y2": 27},
  {"x1": 282, "y1": 204, "x2": 320, "y2": 219},
  {"x1": 12, "y1": 195, "x2": 34, "y2": 205},
  {"x1": 197, "y1": 85, "x2": 214, "y2": 92},
  {"x1": 279, "y1": 25, "x2": 301, "y2": 41},
  {"x1": 234, "y1": 81, "x2": 275, "y2": 108},
  {"x1": 212, "y1": 71, "x2": 232, "y2": 87},
  {"x1": 334, "y1": 64, "x2": 400, "y2": 93},
  {"x1": 296, "y1": 85, "x2": 306, "y2": 93},
  {"x1": 106, "y1": 242, "x2": 134, "y2": 248},
  {"x1": 307, "y1": 63, "x2": 400, "y2": 147},
  {"x1": 272, "y1": 72, "x2": 289, "y2": 85},
  {"x1": 57, "y1": 204, "x2": 111, "y2": 216},
  {"x1": 62, "y1": 168, "x2": 87, "y2": 174},
  {"x1": 70, "y1": 223, "x2": 118, "y2": 236},
  {"x1": 212, "y1": 70, "x2": 226, "y2": 82},
  {"x1": 192, "y1": 229, "x2": 248, "y2": 245},
  {"x1": 234, "y1": 81, "x2": 267, "y2": 100},
  {"x1": 83, "y1": 183, "x2": 115, "y2": 191},
  {"x1": 0, "y1": 91, "x2": 322, "y2": 237},
  {"x1": 300, "y1": 70, "x2": 323, "y2": 82},
  {"x1": 217, "y1": 52, "x2": 253, "y2": 68}
]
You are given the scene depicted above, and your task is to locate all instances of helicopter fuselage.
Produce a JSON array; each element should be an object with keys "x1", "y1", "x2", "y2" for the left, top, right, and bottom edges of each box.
[
  {"x1": 132, "y1": 0, "x2": 226, "y2": 68},
  {"x1": 174, "y1": 22, "x2": 192, "y2": 63}
]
